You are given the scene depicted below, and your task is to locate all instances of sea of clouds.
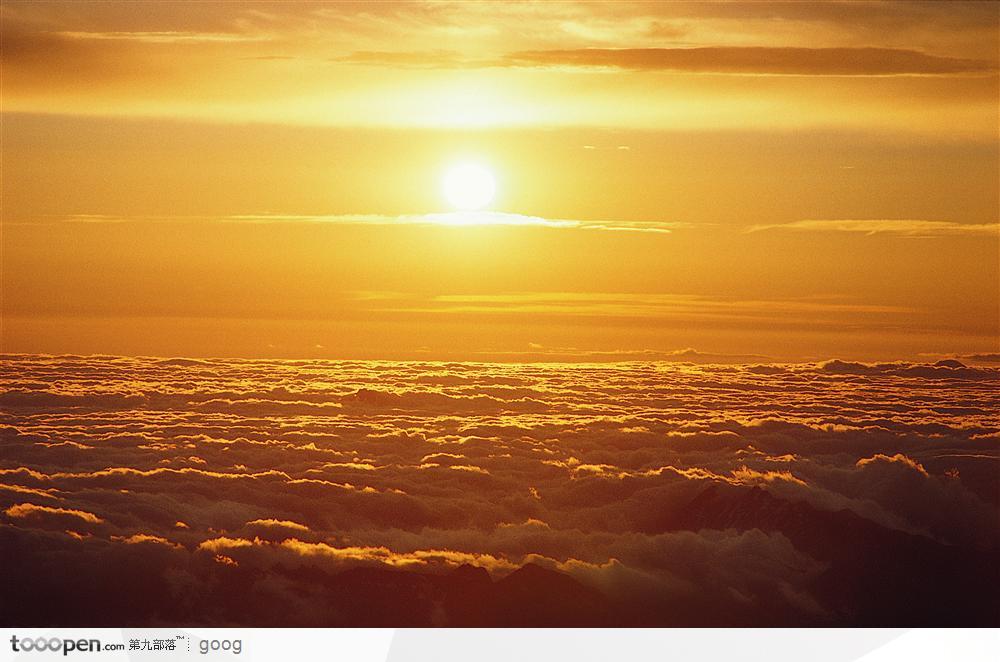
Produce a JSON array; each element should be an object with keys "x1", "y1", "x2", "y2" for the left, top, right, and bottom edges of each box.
[{"x1": 1, "y1": 355, "x2": 997, "y2": 626}]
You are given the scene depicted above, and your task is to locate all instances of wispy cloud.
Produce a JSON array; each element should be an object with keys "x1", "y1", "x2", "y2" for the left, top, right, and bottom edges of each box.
[
  {"x1": 354, "y1": 291, "x2": 914, "y2": 327},
  {"x1": 332, "y1": 49, "x2": 483, "y2": 69},
  {"x1": 26, "y1": 214, "x2": 999, "y2": 240},
  {"x1": 52, "y1": 31, "x2": 269, "y2": 44},
  {"x1": 749, "y1": 219, "x2": 999, "y2": 237},
  {"x1": 10, "y1": 212, "x2": 685, "y2": 234},
  {"x1": 336, "y1": 47, "x2": 998, "y2": 77},
  {"x1": 197, "y1": 212, "x2": 686, "y2": 234},
  {"x1": 504, "y1": 47, "x2": 997, "y2": 76},
  {"x1": 461, "y1": 346, "x2": 772, "y2": 364}
]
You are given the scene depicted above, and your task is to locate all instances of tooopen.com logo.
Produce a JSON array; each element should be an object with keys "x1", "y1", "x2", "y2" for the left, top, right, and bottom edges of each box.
[{"x1": 10, "y1": 636, "x2": 125, "y2": 656}]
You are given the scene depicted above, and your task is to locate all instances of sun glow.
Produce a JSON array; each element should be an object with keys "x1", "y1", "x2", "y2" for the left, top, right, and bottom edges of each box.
[{"x1": 442, "y1": 163, "x2": 496, "y2": 211}]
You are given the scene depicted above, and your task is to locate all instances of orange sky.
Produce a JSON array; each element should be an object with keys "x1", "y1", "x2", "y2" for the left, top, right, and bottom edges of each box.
[{"x1": 1, "y1": 1, "x2": 998, "y2": 361}]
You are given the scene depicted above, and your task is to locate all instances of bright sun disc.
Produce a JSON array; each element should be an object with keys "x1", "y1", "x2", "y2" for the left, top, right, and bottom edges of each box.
[{"x1": 443, "y1": 163, "x2": 496, "y2": 211}]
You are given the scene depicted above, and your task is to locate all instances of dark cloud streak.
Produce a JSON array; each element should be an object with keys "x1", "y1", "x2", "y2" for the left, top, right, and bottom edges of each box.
[{"x1": 335, "y1": 46, "x2": 997, "y2": 76}]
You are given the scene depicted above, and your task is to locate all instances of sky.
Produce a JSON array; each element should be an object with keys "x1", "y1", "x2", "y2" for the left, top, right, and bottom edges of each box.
[
  {"x1": 2, "y1": 1, "x2": 998, "y2": 361},
  {"x1": 2, "y1": 3, "x2": 999, "y2": 630}
]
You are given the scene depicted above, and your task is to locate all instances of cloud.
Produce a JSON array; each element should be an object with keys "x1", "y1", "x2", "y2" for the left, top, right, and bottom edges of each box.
[
  {"x1": 749, "y1": 219, "x2": 999, "y2": 237},
  {"x1": 332, "y1": 49, "x2": 485, "y2": 69},
  {"x1": 52, "y1": 31, "x2": 268, "y2": 44},
  {"x1": 5, "y1": 502, "x2": 102, "y2": 523},
  {"x1": 856, "y1": 453, "x2": 929, "y2": 476},
  {"x1": 465, "y1": 347, "x2": 773, "y2": 364},
  {"x1": 27, "y1": 214, "x2": 1000, "y2": 242},
  {"x1": 16, "y1": 211, "x2": 685, "y2": 235},
  {"x1": 2, "y1": 1, "x2": 996, "y2": 136},
  {"x1": 350, "y1": 291, "x2": 915, "y2": 337},
  {"x1": 222, "y1": 211, "x2": 684, "y2": 234},
  {"x1": 503, "y1": 46, "x2": 997, "y2": 75},
  {"x1": 819, "y1": 358, "x2": 994, "y2": 380},
  {"x1": 960, "y1": 353, "x2": 1000, "y2": 364},
  {"x1": 1, "y1": 354, "x2": 997, "y2": 626},
  {"x1": 5, "y1": 502, "x2": 104, "y2": 526},
  {"x1": 244, "y1": 518, "x2": 311, "y2": 538},
  {"x1": 336, "y1": 47, "x2": 998, "y2": 76}
]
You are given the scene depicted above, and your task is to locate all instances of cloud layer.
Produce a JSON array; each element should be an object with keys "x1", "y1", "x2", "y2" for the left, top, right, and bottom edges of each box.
[{"x1": 1, "y1": 354, "x2": 997, "y2": 626}]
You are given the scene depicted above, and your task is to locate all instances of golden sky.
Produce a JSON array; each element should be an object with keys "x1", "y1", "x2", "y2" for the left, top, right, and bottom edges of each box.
[{"x1": 2, "y1": 1, "x2": 998, "y2": 361}]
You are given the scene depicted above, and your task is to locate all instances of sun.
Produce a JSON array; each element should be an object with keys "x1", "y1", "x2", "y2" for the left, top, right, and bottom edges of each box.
[{"x1": 442, "y1": 162, "x2": 496, "y2": 211}]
